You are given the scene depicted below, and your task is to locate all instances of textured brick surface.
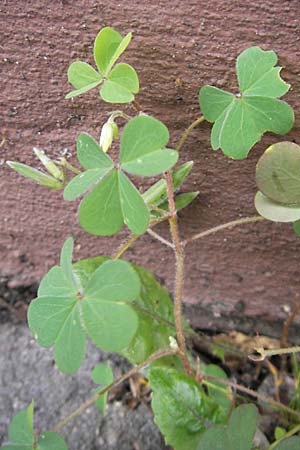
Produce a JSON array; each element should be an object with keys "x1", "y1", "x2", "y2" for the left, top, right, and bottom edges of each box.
[{"x1": 1, "y1": 0, "x2": 300, "y2": 334}]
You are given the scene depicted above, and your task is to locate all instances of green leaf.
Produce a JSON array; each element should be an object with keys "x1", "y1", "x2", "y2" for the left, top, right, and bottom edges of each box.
[
  {"x1": 197, "y1": 404, "x2": 259, "y2": 450},
  {"x1": 275, "y1": 427, "x2": 287, "y2": 441},
  {"x1": 199, "y1": 46, "x2": 294, "y2": 159},
  {"x1": 64, "y1": 133, "x2": 114, "y2": 201},
  {"x1": 293, "y1": 221, "x2": 300, "y2": 237},
  {"x1": 66, "y1": 61, "x2": 102, "y2": 98},
  {"x1": 256, "y1": 142, "x2": 300, "y2": 205},
  {"x1": 202, "y1": 364, "x2": 231, "y2": 413},
  {"x1": 7, "y1": 161, "x2": 62, "y2": 190},
  {"x1": 100, "y1": 63, "x2": 139, "y2": 103},
  {"x1": 149, "y1": 367, "x2": 227, "y2": 450},
  {"x1": 159, "y1": 191, "x2": 199, "y2": 213},
  {"x1": 94, "y1": 27, "x2": 132, "y2": 76},
  {"x1": 76, "y1": 133, "x2": 114, "y2": 170},
  {"x1": 92, "y1": 363, "x2": 114, "y2": 384},
  {"x1": 227, "y1": 404, "x2": 259, "y2": 450},
  {"x1": 7, "y1": 402, "x2": 34, "y2": 447},
  {"x1": 255, "y1": 191, "x2": 300, "y2": 223},
  {"x1": 108, "y1": 63, "x2": 139, "y2": 93},
  {"x1": 274, "y1": 436, "x2": 300, "y2": 449},
  {"x1": 100, "y1": 79, "x2": 135, "y2": 103},
  {"x1": 197, "y1": 426, "x2": 230, "y2": 450},
  {"x1": 121, "y1": 264, "x2": 175, "y2": 364},
  {"x1": 118, "y1": 171, "x2": 149, "y2": 234},
  {"x1": 79, "y1": 170, "x2": 123, "y2": 236},
  {"x1": 142, "y1": 161, "x2": 194, "y2": 207},
  {"x1": 92, "y1": 363, "x2": 113, "y2": 414},
  {"x1": 120, "y1": 115, "x2": 178, "y2": 176},
  {"x1": 53, "y1": 305, "x2": 86, "y2": 374},
  {"x1": 28, "y1": 248, "x2": 140, "y2": 373},
  {"x1": 237, "y1": 47, "x2": 289, "y2": 96},
  {"x1": 81, "y1": 260, "x2": 139, "y2": 352},
  {"x1": 37, "y1": 432, "x2": 68, "y2": 450},
  {"x1": 60, "y1": 237, "x2": 75, "y2": 286},
  {"x1": 64, "y1": 168, "x2": 111, "y2": 201},
  {"x1": 72, "y1": 256, "x2": 176, "y2": 365}
]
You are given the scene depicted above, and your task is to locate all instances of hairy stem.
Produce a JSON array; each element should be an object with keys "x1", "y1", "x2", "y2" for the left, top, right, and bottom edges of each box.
[
  {"x1": 249, "y1": 345, "x2": 300, "y2": 362},
  {"x1": 52, "y1": 348, "x2": 177, "y2": 433},
  {"x1": 147, "y1": 229, "x2": 174, "y2": 248},
  {"x1": 131, "y1": 99, "x2": 142, "y2": 112},
  {"x1": 202, "y1": 374, "x2": 300, "y2": 420},
  {"x1": 183, "y1": 215, "x2": 265, "y2": 246},
  {"x1": 164, "y1": 171, "x2": 192, "y2": 376},
  {"x1": 176, "y1": 116, "x2": 205, "y2": 152},
  {"x1": 111, "y1": 214, "x2": 172, "y2": 260},
  {"x1": 112, "y1": 234, "x2": 139, "y2": 260}
]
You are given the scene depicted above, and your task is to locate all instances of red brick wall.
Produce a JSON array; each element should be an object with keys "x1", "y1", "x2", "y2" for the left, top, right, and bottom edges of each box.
[{"x1": 1, "y1": 0, "x2": 300, "y2": 334}]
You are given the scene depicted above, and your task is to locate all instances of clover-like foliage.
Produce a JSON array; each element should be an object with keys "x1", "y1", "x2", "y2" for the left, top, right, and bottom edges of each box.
[
  {"x1": 199, "y1": 47, "x2": 294, "y2": 159},
  {"x1": 66, "y1": 27, "x2": 139, "y2": 103},
  {"x1": 255, "y1": 142, "x2": 300, "y2": 222},
  {"x1": 2, "y1": 402, "x2": 67, "y2": 450},
  {"x1": 28, "y1": 238, "x2": 141, "y2": 374},
  {"x1": 64, "y1": 115, "x2": 178, "y2": 236}
]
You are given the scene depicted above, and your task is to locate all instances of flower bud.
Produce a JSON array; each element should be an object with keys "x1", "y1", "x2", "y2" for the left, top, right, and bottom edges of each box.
[
  {"x1": 33, "y1": 148, "x2": 63, "y2": 181},
  {"x1": 100, "y1": 122, "x2": 114, "y2": 153}
]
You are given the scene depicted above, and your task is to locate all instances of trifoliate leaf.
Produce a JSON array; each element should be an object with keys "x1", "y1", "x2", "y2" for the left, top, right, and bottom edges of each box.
[
  {"x1": 149, "y1": 367, "x2": 227, "y2": 450},
  {"x1": 199, "y1": 46, "x2": 294, "y2": 159},
  {"x1": 65, "y1": 61, "x2": 102, "y2": 99},
  {"x1": 100, "y1": 63, "x2": 139, "y2": 103},
  {"x1": 256, "y1": 142, "x2": 300, "y2": 205},
  {"x1": 28, "y1": 242, "x2": 140, "y2": 374},
  {"x1": 91, "y1": 363, "x2": 113, "y2": 414},
  {"x1": 3, "y1": 403, "x2": 68, "y2": 450},
  {"x1": 94, "y1": 27, "x2": 132, "y2": 77},
  {"x1": 255, "y1": 191, "x2": 300, "y2": 222},
  {"x1": 7, "y1": 161, "x2": 62, "y2": 190},
  {"x1": 120, "y1": 115, "x2": 178, "y2": 176}
]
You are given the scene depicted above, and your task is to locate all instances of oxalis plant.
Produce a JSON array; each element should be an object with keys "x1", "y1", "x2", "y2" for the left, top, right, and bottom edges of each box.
[{"x1": 3, "y1": 27, "x2": 300, "y2": 450}]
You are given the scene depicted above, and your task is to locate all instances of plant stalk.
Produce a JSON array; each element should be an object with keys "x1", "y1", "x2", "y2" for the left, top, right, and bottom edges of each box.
[
  {"x1": 176, "y1": 116, "x2": 205, "y2": 152},
  {"x1": 52, "y1": 347, "x2": 177, "y2": 433},
  {"x1": 183, "y1": 215, "x2": 265, "y2": 246},
  {"x1": 164, "y1": 170, "x2": 192, "y2": 376},
  {"x1": 202, "y1": 374, "x2": 300, "y2": 420}
]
